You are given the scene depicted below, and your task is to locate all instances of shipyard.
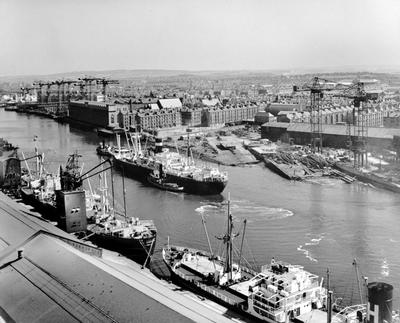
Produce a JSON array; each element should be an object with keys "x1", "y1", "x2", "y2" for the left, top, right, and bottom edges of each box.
[{"x1": 1, "y1": 1, "x2": 400, "y2": 323}]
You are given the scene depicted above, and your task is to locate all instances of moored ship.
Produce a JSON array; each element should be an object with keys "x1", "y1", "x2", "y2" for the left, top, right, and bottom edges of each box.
[
  {"x1": 18, "y1": 150, "x2": 88, "y2": 233},
  {"x1": 112, "y1": 133, "x2": 228, "y2": 195},
  {"x1": 163, "y1": 199, "x2": 326, "y2": 322},
  {"x1": 86, "y1": 163, "x2": 157, "y2": 263}
]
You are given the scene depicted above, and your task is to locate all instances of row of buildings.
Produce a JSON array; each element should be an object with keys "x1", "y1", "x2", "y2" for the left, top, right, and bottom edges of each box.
[
  {"x1": 67, "y1": 98, "x2": 262, "y2": 131},
  {"x1": 255, "y1": 102, "x2": 400, "y2": 128}
]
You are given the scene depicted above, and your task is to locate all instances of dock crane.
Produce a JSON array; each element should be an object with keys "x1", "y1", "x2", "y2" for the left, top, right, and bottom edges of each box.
[
  {"x1": 96, "y1": 78, "x2": 119, "y2": 101},
  {"x1": 33, "y1": 81, "x2": 55, "y2": 103},
  {"x1": 293, "y1": 77, "x2": 335, "y2": 153},
  {"x1": 61, "y1": 80, "x2": 76, "y2": 102},
  {"x1": 78, "y1": 76, "x2": 101, "y2": 100},
  {"x1": 335, "y1": 81, "x2": 368, "y2": 169}
]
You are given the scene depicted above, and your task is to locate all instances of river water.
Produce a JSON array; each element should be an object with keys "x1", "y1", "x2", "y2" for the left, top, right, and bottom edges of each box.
[{"x1": 1, "y1": 109, "x2": 400, "y2": 306}]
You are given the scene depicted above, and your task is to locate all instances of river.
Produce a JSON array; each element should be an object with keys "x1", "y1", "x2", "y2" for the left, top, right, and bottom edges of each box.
[{"x1": 1, "y1": 108, "x2": 399, "y2": 306}]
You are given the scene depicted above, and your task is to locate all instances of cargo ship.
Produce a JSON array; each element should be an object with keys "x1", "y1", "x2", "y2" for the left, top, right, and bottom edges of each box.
[
  {"x1": 112, "y1": 133, "x2": 228, "y2": 195},
  {"x1": 86, "y1": 165, "x2": 157, "y2": 263},
  {"x1": 163, "y1": 199, "x2": 326, "y2": 323},
  {"x1": 20, "y1": 152, "x2": 86, "y2": 228}
]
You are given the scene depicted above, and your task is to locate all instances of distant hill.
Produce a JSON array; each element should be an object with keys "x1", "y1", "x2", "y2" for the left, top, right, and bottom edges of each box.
[
  {"x1": 0, "y1": 66, "x2": 399, "y2": 83},
  {"x1": 0, "y1": 69, "x2": 195, "y2": 83}
]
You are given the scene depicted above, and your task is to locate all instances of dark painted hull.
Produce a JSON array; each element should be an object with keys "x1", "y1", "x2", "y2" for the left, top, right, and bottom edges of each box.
[
  {"x1": 96, "y1": 146, "x2": 113, "y2": 157},
  {"x1": 263, "y1": 158, "x2": 302, "y2": 180},
  {"x1": 87, "y1": 225, "x2": 157, "y2": 262},
  {"x1": 334, "y1": 162, "x2": 400, "y2": 193},
  {"x1": 147, "y1": 176, "x2": 184, "y2": 192},
  {"x1": 114, "y1": 158, "x2": 227, "y2": 195},
  {"x1": 20, "y1": 187, "x2": 58, "y2": 221}
]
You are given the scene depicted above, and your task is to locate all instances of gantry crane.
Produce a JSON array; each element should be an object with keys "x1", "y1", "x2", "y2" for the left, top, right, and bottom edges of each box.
[
  {"x1": 61, "y1": 80, "x2": 76, "y2": 101},
  {"x1": 293, "y1": 77, "x2": 335, "y2": 152},
  {"x1": 33, "y1": 81, "x2": 54, "y2": 103},
  {"x1": 96, "y1": 78, "x2": 119, "y2": 100},
  {"x1": 78, "y1": 76, "x2": 99, "y2": 100},
  {"x1": 335, "y1": 81, "x2": 368, "y2": 168}
]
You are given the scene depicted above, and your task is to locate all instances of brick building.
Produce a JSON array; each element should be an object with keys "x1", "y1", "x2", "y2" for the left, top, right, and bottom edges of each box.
[
  {"x1": 202, "y1": 104, "x2": 259, "y2": 126},
  {"x1": 181, "y1": 108, "x2": 202, "y2": 126},
  {"x1": 136, "y1": 109, "x2": 182, "y2": 130}
]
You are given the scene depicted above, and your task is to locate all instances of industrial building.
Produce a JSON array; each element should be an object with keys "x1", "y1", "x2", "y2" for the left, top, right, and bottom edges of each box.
[
  {"x1": 261, "y1": 122, "x2": 400, "y2": 150},
  {"x1": 68, "y1": 100, "x2": 119, "y2": 128}
]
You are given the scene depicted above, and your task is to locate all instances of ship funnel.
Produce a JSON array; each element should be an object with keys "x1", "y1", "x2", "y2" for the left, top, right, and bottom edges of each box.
[
  {"x1": 367, "y1": 282, "x2": 393, "y2": 323},
  {"x1": 155, "y1": 137, "x2": 163, "y2": 154}
]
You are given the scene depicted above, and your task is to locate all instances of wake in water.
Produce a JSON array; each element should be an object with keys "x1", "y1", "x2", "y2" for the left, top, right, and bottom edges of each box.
[
  {"x1": 381, "y1": 258, "x2": 390, "y2": 277},
  {"x1": 297, "y1": 233, "x2": 326, "y2": 263},
  {"x1": 195, "y1": 199, "x2": 293, "y2": 222}
]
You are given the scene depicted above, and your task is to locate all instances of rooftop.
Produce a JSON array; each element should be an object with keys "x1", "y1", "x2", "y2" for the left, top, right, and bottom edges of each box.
[{"x1": 0, "y1": 193, "x2": 239, "y2": 323}]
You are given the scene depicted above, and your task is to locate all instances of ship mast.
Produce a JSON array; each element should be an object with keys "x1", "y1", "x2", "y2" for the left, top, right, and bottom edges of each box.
[
  {"x1": 224, "y1": 196, "x2": 234, "y2": 281},
  {"x1": 237, "y1": 219, "x2": 247, "y2": 269},
  {"x1": 353, "y1": 258, "x2": 364, "y2": 304},
  {"x1": 122, "y1": 166, "x2": 127, "y2": 220},
  {"x1": 201, "y1": 214, "x2": 216, "y2": 271}
]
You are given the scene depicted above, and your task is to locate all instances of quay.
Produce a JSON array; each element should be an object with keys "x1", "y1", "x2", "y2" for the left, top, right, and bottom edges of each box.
[{"x1": 0, "y1": 192, "x2": 247, "y2": 323}]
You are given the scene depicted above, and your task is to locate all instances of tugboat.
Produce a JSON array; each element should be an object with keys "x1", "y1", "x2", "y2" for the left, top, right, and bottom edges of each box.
[
  {"x1": 86, "y1": 162, "x2": 157, "y2": 264},
  {"x1": 163, "y1": 198, "x2": 326, "y2": 322},
  {"x1": 112, "y1": 131, "x2": 228, "y2": 195},
  {"x1": 146, "y1": 165, "x2": 184, "y2": 193}
]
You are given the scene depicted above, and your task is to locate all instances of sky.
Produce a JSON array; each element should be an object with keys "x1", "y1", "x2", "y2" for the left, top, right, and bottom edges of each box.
[{"x1": 0, "y1": 0, "x2": 399, "y2": 76}]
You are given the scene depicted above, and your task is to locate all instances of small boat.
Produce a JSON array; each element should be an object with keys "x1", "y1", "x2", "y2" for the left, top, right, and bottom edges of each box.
[
  {"x1": 96, "y1": 140, "x2": 132, "y2": 159},
  {"x1": 147, "y1": 167, "x2": 184, "y2": 193},
  {"x1": 86, "y1": 164, "x2": 157, "y2": 264},
  {"x1": 163, "y1": 198, "x2": 326, "y2": 323}
]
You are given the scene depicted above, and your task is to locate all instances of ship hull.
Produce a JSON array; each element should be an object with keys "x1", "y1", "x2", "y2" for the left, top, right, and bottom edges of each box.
[
  {"x1": 20, "y1": 187, "x2": 58, "y2": 221},
  {"x1": 163, "y1": 247, "x2": 259, "y2": 321},
  {"x1": 147, "y1": 176, "x2": 184, "y2": 192},
  {"x1": 163, "y1": 247, "x2": 307, "y2": 323},
  {"x1": 87, "y1": 224, "x2": 157, "y2": 262},
  {"x1": 114, "y1": 158, "x2": 227, "y2": 195},
  {"x1": 335, "y1": 162, "x2": 400, "y2": 193}
]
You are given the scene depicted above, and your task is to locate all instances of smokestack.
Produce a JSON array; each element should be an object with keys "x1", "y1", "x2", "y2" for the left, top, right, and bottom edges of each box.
[{"x1": 368, "y1": 282, "x2": 393, "y2": 323}]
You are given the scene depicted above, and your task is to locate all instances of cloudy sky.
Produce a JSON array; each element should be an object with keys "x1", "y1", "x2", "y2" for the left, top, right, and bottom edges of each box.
[{"x1": 0, "y1": 0, "x2": 399, "y2": 76}]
